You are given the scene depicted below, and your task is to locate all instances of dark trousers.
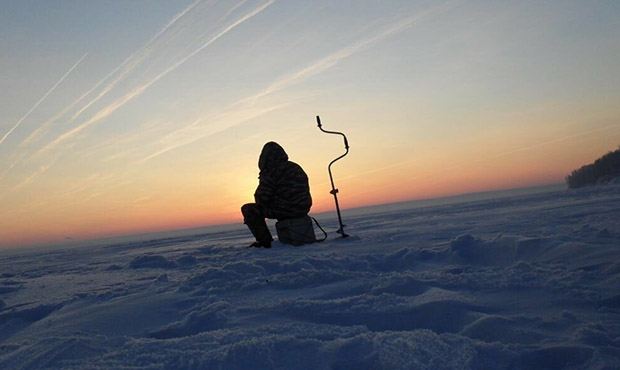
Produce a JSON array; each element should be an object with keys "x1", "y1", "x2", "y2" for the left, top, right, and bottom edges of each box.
[{"x1": 241, "y1": 203, "x2": 273, "y2": 243}]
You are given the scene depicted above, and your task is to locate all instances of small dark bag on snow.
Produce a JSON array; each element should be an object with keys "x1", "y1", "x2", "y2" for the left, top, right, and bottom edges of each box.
[{"x1": 275, "y1": 216, "x2": 316, "y2": 246}]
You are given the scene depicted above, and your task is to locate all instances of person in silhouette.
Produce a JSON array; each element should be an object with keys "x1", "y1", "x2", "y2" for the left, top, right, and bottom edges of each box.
[{"x1": 241, "y1": 142, "x2": 312, "y2": 248}]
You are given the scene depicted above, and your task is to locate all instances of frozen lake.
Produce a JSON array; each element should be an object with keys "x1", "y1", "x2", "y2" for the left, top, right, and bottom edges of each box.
[{"x1": 1, "y1": 183, "x2": 619, "y2": 369}]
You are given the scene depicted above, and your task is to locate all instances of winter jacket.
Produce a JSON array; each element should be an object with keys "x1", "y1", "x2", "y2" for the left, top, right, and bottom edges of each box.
[{"x1": 254, "y1": 142, "x2": 312, "y2": 219}]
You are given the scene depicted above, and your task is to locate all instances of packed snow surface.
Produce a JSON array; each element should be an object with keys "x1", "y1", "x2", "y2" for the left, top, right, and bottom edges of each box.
[{"x1": 1, "y1": 185, "x2": 619, "y2": 369}]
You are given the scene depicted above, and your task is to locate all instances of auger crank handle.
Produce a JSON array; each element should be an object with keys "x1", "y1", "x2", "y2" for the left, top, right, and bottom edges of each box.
[{"x1": 316, "y1": 115, "x2": 349, "y2": 149}]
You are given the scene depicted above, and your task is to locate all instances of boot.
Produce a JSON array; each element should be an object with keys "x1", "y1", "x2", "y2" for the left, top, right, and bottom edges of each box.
[
  {"x1": 242, "y1": 203, "x2": 273, "y2": 248},
  {"x1": 248, "y1": 240, "x2": 272, "y2": 248}
]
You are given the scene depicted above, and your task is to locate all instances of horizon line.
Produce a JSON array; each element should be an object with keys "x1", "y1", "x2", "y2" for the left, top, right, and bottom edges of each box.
[{"x1": 0, "y1": 181, "x2": 565, "y2": 251}]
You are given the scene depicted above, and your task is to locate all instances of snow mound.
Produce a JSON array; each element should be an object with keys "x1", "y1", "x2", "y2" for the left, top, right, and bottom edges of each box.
[
  {"x1": 149, "y1": 301, "x2": 231, "y2": 339},
  {"x1": 129, "y1": 254, "x2": 177, "y2": 269},
  {"x1": 176, "y1": 254, "x2": 198, "y2": 267}
]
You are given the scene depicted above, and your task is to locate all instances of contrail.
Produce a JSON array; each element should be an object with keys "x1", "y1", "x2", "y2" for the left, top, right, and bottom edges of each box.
[
  {"x1": 4, "y1": 0, "x2": 214, "y2": 181},
  {"x1": 137, "y1": 1, "x2": 455, "y2": 162},
  {"x1": 138, "y1": 101, "x2": 289, "y2": 163},
  {"x1": 69, "y1": 0, "x2": 204, "y2": 123},
  {"x1": 2, "y1": 62, "x2": 117, "y2": 179},
  {"x1": 245, "y1": 0, "x2": 459, "y2": 104},
  {"x1": 20, "y1": 58, "x2": 133, "y2": 147},
  {"x1": 38, "y1": 0, "x2": 275, "y2": 155},
  {"x1": 0, "y1": 53, "x2": 88, "y2": 146},
  {"x1": 249, "y1": 18, "x2": 421, "y2": 102},
  {"x1": 3, "y1": 0, "x2": 204, "y2": 178},
  {"x1": 9, "y1": 163, "x2": 53, "y2": 193}
]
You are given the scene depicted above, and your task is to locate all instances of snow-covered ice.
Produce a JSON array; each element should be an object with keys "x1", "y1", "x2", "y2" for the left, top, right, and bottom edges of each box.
[{"x1": 1, "y1": 184, "x2": 619, "y2": 369}]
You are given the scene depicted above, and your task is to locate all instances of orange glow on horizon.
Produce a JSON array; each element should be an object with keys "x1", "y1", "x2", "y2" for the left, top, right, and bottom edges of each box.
[{"x1": 2, "y1": 129, "x2": 618, "y2": 249}]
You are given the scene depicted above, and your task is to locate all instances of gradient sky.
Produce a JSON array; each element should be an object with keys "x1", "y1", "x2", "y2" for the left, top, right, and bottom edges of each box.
[{"x1": 1, "y1": 0, "x2": 619, "y2": 248}]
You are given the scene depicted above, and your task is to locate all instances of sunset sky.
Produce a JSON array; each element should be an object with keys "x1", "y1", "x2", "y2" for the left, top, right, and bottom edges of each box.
[{"x1": 1, "y1": 0, "x2": 619, "y2": 248}]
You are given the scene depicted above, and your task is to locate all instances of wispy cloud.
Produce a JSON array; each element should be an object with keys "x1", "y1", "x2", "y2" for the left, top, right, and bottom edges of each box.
[
  {"x1": 1, "y1": 1, "x2": 207, "y2": 185},
  {"x1": 5, "y1": 0, "x2": 200, "y2": 175},
  {"x1": 69, "y1": 0, "x2": 204, "y2": 123},
  {"x1": 0, "y1": 53, "x2": 88, "y2": 146},
  {"x1": 138, "y1": 101, "x2": 290, "y2": 163},
  {"x1": 136, "y1": 2, "x2": 455, "y2": 162},
  {"x1": 244, "y1": 0, "x2": 460, "y2": 106},
  {"x1": 7, "y1": 161, "x2": 56, "y2": 195},
  {"x1": 3, "y1": 0, "x2": 205, "y2": 178},
  {"x1": 37, "y1": 0, "x2": 275, "y2": 156}
]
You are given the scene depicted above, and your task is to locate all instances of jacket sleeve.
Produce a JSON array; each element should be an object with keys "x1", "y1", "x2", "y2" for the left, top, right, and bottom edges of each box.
[{"x1": 254, "y1": 172, "x2": 277, "y2": 206}]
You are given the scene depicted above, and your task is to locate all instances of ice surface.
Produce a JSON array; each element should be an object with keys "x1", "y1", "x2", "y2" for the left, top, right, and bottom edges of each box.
[{"x1": 0, "y1": 184, "x2": 619, "y2": 369}]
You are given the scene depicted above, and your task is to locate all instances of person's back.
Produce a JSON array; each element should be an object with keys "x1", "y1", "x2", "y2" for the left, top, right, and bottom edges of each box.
[{"x1": 242, "y1": 142, "x2": 312, "y2": 248}]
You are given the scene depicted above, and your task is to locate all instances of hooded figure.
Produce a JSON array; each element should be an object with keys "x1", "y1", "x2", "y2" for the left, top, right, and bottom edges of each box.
[{"x1": 241, "y1": 142, "x2": 312, "y2": 248}]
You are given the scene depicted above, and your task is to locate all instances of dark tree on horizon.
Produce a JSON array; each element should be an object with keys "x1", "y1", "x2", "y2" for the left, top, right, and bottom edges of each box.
[{"x1": 566, "y1": 146, "x2": 620, "y2": 188}]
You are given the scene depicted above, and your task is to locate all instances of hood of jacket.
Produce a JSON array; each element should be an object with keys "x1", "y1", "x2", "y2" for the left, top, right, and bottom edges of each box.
[{"x1": 259, "y1": 141, "x2": 288, "y2": 172}]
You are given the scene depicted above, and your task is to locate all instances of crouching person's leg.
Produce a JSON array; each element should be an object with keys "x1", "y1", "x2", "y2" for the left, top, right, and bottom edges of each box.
[{"x1": 241, "y1": 203, "x2": 273, "y2": 248}]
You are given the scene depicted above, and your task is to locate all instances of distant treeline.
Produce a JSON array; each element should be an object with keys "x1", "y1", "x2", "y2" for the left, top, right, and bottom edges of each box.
[{"x1": 566, "y1": 147, "x2": 620, "y2": 188}]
